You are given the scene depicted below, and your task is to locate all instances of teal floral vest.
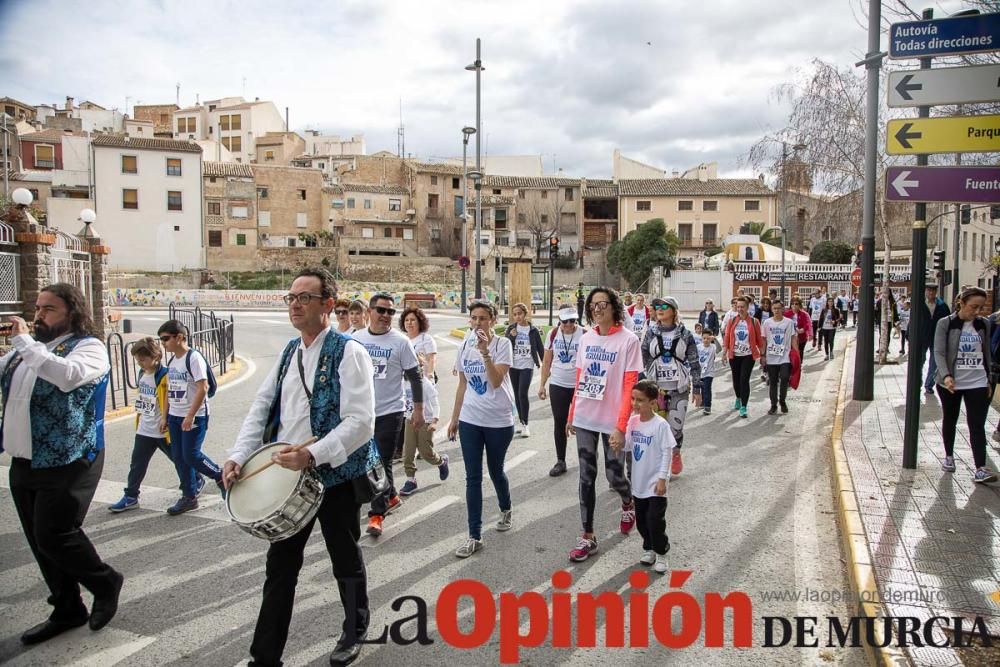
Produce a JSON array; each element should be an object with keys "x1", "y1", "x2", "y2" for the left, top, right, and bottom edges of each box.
[
  {"x1": 0, "y1": 336, "x2": 109, "y2": 469},
  {"x1": 267, "y1": 330, "x2": 379, "y2": 488}
]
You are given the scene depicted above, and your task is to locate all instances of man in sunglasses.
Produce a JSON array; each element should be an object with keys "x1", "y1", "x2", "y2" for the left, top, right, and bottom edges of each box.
[
  {"x1": 352, "y1": 292, "x2": 425, "y2": 537},
  {"x1": 225, "y1": 267, "x2": 378, "y2": 666}
]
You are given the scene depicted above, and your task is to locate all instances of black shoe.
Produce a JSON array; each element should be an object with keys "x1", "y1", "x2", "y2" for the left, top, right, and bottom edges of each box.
[
  {"x1": 21, "y1": 617, "x2": 88, "y2": 645},
  {"x1": 89, "y1": 570, "x2": 124, "y2": 631},
  {"x1": 392, "y1": 449, "x2": 403, "y2": 463},
  {"x1": 780, "y1": 402, "x2": 788, "y2": 414},
  {"x1": 767, "y1": 405, "x2": 778, "y2": 415},
  {"x1": 329, "y1": 629, "x2": 366, "y2": 665},
  {"x1": 549, "y1": 460, "x2": 567, "y2": 477}
]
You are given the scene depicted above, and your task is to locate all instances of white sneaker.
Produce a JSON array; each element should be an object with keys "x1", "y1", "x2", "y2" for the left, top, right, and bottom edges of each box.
[
  {"x1": 515, "y1": 423, "x2": 523, "y2": 434},
  {"x1": 639, "y1": 550, "x2": 656, "y2": 566},
  {"x1": 455, "y1": 537, "x2": 483, "y2": 558},
  {"x1": 496, "y1": 509, "x2": 513, "y2": 532},
  {"x1": 653, "y1": 554, "x2": 668, "y2": 574},
  {"x1": 521, "y1": 424, "x2": 531, "y2": 438}
]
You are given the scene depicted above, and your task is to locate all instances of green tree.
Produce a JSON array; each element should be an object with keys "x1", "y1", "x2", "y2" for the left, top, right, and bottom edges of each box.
[
  {"x1": 809, "y1": 240, "x2": 854, "y2": 264},
  {"x1": 744, "y1": 221, "x2": 783, "y2": 248},
  {"x1": 607, "y1": 219, "x2": 679, "y2": 289}
]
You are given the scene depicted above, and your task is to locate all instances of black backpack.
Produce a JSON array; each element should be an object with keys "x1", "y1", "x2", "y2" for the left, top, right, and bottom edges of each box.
[{"x1": 171, "y1": 349, "x2": 218, "y2": 398}]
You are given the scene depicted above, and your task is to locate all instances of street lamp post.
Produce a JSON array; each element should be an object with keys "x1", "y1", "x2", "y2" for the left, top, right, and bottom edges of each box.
[
  {"x1": 460, "y1": 126, "x2": 476, "y2": 313},
  {"x1": 466, "y1": 39, "x2": 485, "y2": 299}
]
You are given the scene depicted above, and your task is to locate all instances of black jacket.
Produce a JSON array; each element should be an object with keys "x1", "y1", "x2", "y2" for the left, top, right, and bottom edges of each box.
[{"x1": 697, "y1": 309, "x2": 720, "y2": 335}]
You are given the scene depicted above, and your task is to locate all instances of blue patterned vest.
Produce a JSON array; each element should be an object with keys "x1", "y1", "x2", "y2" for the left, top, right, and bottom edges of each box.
[
  {"x1": 0, "y1": 336, "x2": 109, "y2": 469},
  {"x1": 267, "y1": 330, "x2": 379, "y2": 488}
]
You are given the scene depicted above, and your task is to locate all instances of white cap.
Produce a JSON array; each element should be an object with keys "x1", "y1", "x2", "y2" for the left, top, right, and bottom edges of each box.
[{"x1": 558, "y1": 307, "x2": 579, "y2": 321}]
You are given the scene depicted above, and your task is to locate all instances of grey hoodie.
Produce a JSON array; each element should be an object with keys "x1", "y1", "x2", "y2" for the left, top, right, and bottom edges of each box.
[{"x1": 933, "y1": 314, "x2": 993, "y2": 386}]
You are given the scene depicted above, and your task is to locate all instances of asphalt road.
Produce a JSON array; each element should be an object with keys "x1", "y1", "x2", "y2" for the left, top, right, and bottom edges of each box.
[{"x1": 0, "y1": 311, "x2": 868, "y2": 666}]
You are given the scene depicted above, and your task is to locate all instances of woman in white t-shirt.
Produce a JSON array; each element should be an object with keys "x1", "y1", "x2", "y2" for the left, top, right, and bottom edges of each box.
[
  {"x1": 538, "y1": 307, "x2": 586, "y2": 477},
  {"x1": 402, "y1": 306, "x2": 438, "y2": 382},
  {"x1": 157, "y1": 319, "x2": 224, "y2": 516},
  {"x1": 933, "y1": 287, "x2": 997, "y2": 483},
  {"x1": 761, "y1": 298, "x2": 798, "y2": 415},
  {"x1": 447, "y1": 301, "x2": 517, "y2": 558},
  {"x1": 347, "y1": 299, "x2": 367, "y2": 334},
  {"x1": 504, "y1": 303, "x2": 544, "y2": 437}
]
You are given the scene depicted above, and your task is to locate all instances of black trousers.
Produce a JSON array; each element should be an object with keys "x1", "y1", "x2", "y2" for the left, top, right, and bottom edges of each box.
[
  {"x1": 250, "y1": 481, "x2": 369, "y2": 667},
  {"x1": 937, "y1": 385, "x2": 990, "y2": 468},
  {"x1": 767, "y1": 362, "x2": 791, "y2": 406},
  {"x1": 369, "y1": 411, "x2": 403, "y2": 517},
  {"x1": 729, "y1": 355, "x2": 754, "y2": 407},
  {"x1": 9, "y1": 450, "x2": 119, "y2": 622},
  {"x1": 549, "y1": 383, "x2": 574, "y2": 462},
  {"x1": 634, "y1": 496, "x2": 669, "y2": 555},
  {"x1": 509, "y1": 367, "x2": 533, "y2": 425}
]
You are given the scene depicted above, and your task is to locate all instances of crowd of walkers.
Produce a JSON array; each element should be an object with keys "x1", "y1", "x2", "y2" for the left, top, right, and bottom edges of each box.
[{"x1": 3, "y1": 274, "x2": 997, "y2": 666}]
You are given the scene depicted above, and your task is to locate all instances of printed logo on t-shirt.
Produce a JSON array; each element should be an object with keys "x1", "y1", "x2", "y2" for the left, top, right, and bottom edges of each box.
[
  {"x1": 631, "y1": 430, "x2": 652, "y2": 462},
  {"x1": 362, "y1": 343, "x2": 392, "y2": 379},
  {"x1": 956, "y1": 331, "x2": 983, "y2": 368},
  {"x1": 698, "y1": 348, "x2": 711, "y2": 366},
  {"x1": 167, "y1": 368, "x2": 189, "y2": 400},
  {"x1": 767, "y1": 328, "x2": 786, "y2": 357},
  {"x1": 577, "y1": 360, "x2": 608, "y2": 400},
  {"x1": 734, "y1": 323, "x2": 751, "y2": 355},
  {"x1": 135, "y1": 380, "x2": 157, "y2": 415},
  {"x1": 462, "y1": 356, "x2": 489, "y2": 395}
]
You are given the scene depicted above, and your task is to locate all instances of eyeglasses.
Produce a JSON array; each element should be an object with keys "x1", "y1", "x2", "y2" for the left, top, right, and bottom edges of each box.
[
  {"x1": 159, "y1": 335, "x2": 175, "y2": 342},
  {"x1": 561, "y1": 319, "x2": 578, "y2": 325},
  {"x1": 591, "y1": 301, "x2": 611, "y2": 311},
  {"x1": 283, "y1": 293, "x2": 325, "y2": 305},
  {"x1": 373, "y1": 306, "x2": 396, "y2": 316},
  {"x1": 335, "y1": 309, "x2": 349, "y2": 316}
]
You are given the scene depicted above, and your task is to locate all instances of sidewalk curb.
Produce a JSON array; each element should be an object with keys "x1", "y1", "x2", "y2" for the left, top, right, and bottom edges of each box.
[
  {"x1": 105, "y1": 355, "x2": 248, "y2": 425},
  {"x1": 830, "y1": 338, "x2": 909, "y2": 667},
  {"x1": 449, "y1": 327, "x2": 467, "y2": 339}
]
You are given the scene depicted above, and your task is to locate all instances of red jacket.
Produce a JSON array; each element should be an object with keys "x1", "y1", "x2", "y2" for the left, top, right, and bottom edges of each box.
[
  {"x1": 784, "y1": 309, "x2": 812, "y2": 341},
  {"x1": 627, "y1": 304, "x2": 651, "y2": 321},
  {"x1": 723, "y1": 315, "x2": 764, "y2": 360}
]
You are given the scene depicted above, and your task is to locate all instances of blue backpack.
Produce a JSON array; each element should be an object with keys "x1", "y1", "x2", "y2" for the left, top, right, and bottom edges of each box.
[{"x1": 172, "y1": 349, "x2": 218, "y2": 398}]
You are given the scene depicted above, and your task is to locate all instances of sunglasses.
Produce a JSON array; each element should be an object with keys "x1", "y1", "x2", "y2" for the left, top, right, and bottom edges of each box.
[
  {"x1": 335, "y1": 309, "x2": 349, "y2": 316},
  {"x1": 561, "y1": 319, "x2": 578, "y2": 324},
  {"x1": 374, "y1": 306, "x2": 396, "y2": 316},
  {"x1": 654, "y1": 304, "x2": 672, "y2": 311},
  {"x1": 159, "y1": 334, "x2": 175, "y2": 342}
]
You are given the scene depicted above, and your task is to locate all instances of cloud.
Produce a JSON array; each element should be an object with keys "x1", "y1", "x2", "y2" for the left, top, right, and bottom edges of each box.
[{"x1": 0, "y1": 0, "x2": 867, "y2": 178}]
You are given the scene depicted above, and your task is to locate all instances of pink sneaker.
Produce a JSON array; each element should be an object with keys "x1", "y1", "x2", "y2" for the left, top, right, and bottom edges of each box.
[
  {"x1": 569, "y1": 535, "x2": 598, "y2": 562},
  {"x1": 620, "y1": 500, "x2": 636, "y2": 535}
]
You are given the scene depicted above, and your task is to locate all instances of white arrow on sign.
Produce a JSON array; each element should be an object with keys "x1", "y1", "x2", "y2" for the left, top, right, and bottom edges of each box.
[
  {"x1": 891, "y1": 170, "x2": 919, "y2": 198},
  {"x1": 888, "y1": 63, "x2": 1000, "y2": 108}
]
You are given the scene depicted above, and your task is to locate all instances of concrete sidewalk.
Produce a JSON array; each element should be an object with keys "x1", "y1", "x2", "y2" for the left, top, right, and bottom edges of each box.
[{"x1": 834, "y1": 341, "x2": 1000, "y2": 666}]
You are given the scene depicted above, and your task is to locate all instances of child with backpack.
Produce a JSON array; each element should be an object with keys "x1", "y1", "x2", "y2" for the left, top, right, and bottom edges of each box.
[
  {"x1": 108, "y1": 337, "x2": 205, "y2": 512},
  {"x1": 158, "y1": 320, "x2": 224, "y2": 515}
]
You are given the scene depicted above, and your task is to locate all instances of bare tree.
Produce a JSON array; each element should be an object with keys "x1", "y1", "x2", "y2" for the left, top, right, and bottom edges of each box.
[{"x1": 518, "y1": 189, "x2": 566, "y2": 260}]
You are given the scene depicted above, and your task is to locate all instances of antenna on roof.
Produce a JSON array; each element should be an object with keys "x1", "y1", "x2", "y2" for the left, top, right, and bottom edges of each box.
[
  {"x1": 397, "y1": 98, "x2": 405, "y2": 158},
  {"x1": 176, "y1": 82, "x2": 180, "y2": 107}
]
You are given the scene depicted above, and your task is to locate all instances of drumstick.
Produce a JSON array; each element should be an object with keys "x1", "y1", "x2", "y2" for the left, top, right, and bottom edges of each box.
[{"x1": 236, "y1": 437, "x2": 319, "y2": 484}]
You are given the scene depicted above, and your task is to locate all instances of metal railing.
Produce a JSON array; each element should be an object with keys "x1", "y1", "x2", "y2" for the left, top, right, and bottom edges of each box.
[{"x1": 105, "y1": 305, "x2": 236, "y2": 410}]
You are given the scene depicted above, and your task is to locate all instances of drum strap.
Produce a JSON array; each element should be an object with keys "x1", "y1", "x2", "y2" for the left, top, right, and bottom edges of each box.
[{"x1": 296, "y1": 348, "x2": 312, "y2": 400}]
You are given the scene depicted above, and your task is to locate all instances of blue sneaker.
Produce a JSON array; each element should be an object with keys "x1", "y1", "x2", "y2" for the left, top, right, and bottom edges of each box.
[
  {"x1": 739, "y1": 406, "x2": 748, "y2": 419},
  {"x1": 974, "y1": 468, "x2": 998, "y2": 484},
  {"x1": 399, "y1": 479, "x2": 419, "y2": 496},
  {"x1": 109, "y1": 495, "x2": 138, "y2": 513},
  {"x1": 195, "y1": 476, "x2": 206, "y2": 497},
  {"x1": 734, "y1": 398, "x2": 742, "y2": 410},
  {"x1": 167, "y1": 496, "x2": 199, "y2": 515},
  {"x1": 438, "y1": 453, "x2": 450, "y2": 481}
]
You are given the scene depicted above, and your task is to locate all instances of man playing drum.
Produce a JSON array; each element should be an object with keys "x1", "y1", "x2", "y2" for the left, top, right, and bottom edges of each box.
[{"x1": 224, "y1": 268, "x2": 378, "y2": 667}]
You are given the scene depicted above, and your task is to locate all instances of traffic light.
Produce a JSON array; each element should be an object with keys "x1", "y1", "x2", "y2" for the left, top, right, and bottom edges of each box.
[
  {"x1": 960, "y1": 205, "x2": 971, "y2": 225},
  {"x1": 549, "y1": 236, "x2": 560, "y2": 259},
  {"x1": 855, "y1": 243, "x2": 863, "y2": 267},
  {"x1": 932, "y1": 250, "x2": 946, "y2": 273}
]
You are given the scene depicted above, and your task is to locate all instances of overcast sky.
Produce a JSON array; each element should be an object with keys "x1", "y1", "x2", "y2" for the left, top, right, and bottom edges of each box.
[{"x1": 0, "y1": 0, "x2": 977, "y2": 179}]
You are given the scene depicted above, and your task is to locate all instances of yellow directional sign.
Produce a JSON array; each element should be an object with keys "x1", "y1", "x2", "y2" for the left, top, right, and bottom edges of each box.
[{"x1": 886, "y1": 115, "x2": 1000, "y2": 155}]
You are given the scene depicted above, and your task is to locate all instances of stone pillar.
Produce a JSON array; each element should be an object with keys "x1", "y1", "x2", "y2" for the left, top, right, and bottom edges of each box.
[
  {"x1": 14, "y1": 223, "x2": 56, "y2": 322},
  {"x1": 86, "y1": 236, "x2": 112, "y2": 338}
]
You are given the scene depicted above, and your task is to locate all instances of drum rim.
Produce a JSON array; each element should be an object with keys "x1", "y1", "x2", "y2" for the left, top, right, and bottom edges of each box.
[{"x1": 226, "y1": 441, "x2": 315, "y2": 523}]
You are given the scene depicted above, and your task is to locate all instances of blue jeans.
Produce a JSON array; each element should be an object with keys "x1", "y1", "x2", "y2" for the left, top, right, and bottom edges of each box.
[
  {"x1": 924, "y1": 345, "x2": 937, "y2": 390},
  {"x1": 125, "y1": 434, "x2": 172, "y2": 498},
  {"x1": 458, "y1": 421, "x2": 514, "y2": 540},
  {"x1": 167, "y1": 415, "x2": 221, "y2": 497},
  {"x1": 701, "y1": 376, "x2": 714, "y2": 409}
]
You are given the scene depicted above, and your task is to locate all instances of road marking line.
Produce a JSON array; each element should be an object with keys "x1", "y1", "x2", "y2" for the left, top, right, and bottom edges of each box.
[
  {"x1": 503, "y1": 449, "x2": 537, "y2": 472},
  {"x1": 362, "y1": 495, "x2": 459, "y2": 546},
  {"x1": 434, "y1": 334, "x2": 461, "y2": 347},
  {"x1": 3, "y1": 628, "x2": 157, "y2": 666},
  {"x1": 260, "y1": 319, "x2": 288, "y2": 325}
]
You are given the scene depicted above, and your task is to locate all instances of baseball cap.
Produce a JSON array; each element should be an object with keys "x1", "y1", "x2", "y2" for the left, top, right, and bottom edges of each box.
[
  {"x1": 558, "y1": 307, "x2": 579, "y2": 322},
  {"x1": 652, "y1": 296, "x2": 680, "y2": 311}
]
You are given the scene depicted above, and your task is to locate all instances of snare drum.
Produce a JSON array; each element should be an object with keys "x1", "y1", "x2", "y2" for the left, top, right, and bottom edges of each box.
[{"x1": 226, "y1": 442, "x2": 325, "y2": 542}]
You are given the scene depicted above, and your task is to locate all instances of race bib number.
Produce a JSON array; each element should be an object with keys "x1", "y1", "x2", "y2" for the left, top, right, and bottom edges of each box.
[
  {"x1": 767, "y1": 341, "x2": 785, "y2": 357},
  {"x1": 956, "y1": 334, "x2": 983, "y2": 368},
  {"x1": 515, "y1": 338, "x2": 530, "y2": 357},
  {"x1": 577, "y1": 373, "x2": 608, "y2": 400},
  {"x1": 135, "y1": 396, "x2": 156, "y2": 416},
  {"x1": 372, "y1": 358, "x2": 388, "y2": 380},
  {"x1": 656, "y1": 363, "x2": 678, "y2": 383},
  {"x1": 168, "y1": 378, "x2": 187, "y2": 400}
]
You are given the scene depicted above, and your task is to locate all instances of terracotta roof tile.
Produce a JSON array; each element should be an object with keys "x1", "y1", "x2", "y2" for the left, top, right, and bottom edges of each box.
[
  {"x1": 203, "y1": 161, "x2": 254, "y2": 178},
  {"x1": 340, "y1": 183, "x2": 409, "y2": 195},
  {"x1": 92, "y1": 134, "x2": 202, "y2": 153},
  {"x1": 483, "y1": 175, "x2": 580, "y2": 188},
  {"x1": 20, "y1": 129, "x2": 85, "y2": 142},
  {"x1": 618, "y1": 178, "x2": 773, "y2": 197},
  {"x1": 410, "y1": 161, "x2": 465, "y2": 175}
]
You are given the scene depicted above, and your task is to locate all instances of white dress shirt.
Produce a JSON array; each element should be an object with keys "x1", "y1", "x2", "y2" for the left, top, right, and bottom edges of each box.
[
  {"x1": 0, "y1": 333, "x2": 111, "y2": 460},
  {"x1": 228, "y1": 326, "x2": 376, "y2": 468}
]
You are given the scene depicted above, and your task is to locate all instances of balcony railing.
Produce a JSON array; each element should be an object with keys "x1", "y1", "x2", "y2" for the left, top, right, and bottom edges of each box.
[{"x1": 677, "y1": 236, "x2": 719, "y2": 248}]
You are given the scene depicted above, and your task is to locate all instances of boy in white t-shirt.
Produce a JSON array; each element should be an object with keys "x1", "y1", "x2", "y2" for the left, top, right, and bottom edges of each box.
[
  {"x1": 696, "y1": 332, "x2": 720, "y2": 415},
  {"x1": 620, "y1": 380, "x2": 674, "y2": 574}
]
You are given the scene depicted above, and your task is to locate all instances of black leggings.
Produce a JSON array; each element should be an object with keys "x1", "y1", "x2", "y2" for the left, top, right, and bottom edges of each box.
[
  {"x1": 937, "y1": 384, "x2": 990, "y2": 468},
  {"x1": 730, "y1": 355, "x2": 754, "y2": 407},
  {"x1": 509, "y1": 367, "x2": 533, "y2": 425},
  {"x1": 821, "y1": 328, "x2": 837, "y2": 356},
  {"x1": 549, "y1": 384, "x2": 574, "y2": 462}
]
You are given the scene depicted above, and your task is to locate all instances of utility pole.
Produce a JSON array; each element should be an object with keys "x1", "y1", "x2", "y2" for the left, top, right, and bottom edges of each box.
[
  {"x1": 902, "y1": 8, "x2": 935, "y2": 470},
  {"x1": 852, "y1": 0, "x2": 884, "y2": 401},
  {"x1": 467, "y1": 39, "x2": 485, "y2": 299}
]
